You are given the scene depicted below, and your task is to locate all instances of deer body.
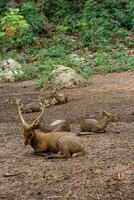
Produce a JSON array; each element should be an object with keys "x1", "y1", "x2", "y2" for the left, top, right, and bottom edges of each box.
[
  {"x1": 21, "y1": 102, "x2": 42, "y2": 113},
  {"x1": 27, "y1": 130, "x2": 83, "y2": 158},
  {"x1": 20, "y1": 98, "x2": 50, "y2": 113},
  {"x1": 49, "y1": 119, "x2": 71, "y2": 132},
  {"x1": 80, "y1": 111, "x2": 118, "y2": 133},
  {"x1": 39, "y1": 119, "x2": 71, "y2": 133}
]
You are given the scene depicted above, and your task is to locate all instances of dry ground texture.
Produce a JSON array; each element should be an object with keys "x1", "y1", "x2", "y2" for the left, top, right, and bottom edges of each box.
[{"x1": 0, "y1": 72, "x2": 134, "y2": 200}]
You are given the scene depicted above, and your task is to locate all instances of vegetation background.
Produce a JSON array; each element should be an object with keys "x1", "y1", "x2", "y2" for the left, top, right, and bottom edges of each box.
[{"x1": 0, "y1": 0, "x2": 134, "y2": 87}]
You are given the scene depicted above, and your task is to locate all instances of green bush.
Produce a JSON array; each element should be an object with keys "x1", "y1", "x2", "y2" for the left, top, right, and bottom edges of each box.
[
  {"x1": 1, "y1": 8, "x2": 29, "y2": 35},
  {"x1": 20, "y1": 2, "x2": 47, "y2": 34},
  {"x1": 77, "y1": 0, "x2": 134, "y2": 45},
  {"x1": 91, "y1": 47, "x2": 134, "y2": 73},
  {"x1": 0, "y1": 8, "x2": 32, "y2": 49},
  {"x1": 0, "y1": 0, "x2": 8, "y2": 15}
]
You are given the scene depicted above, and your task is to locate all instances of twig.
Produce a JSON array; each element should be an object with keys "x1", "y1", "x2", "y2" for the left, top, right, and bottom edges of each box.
[
  {"x1": 46, "y1": 196, "x2": 62, "y2": 199},
  {"x1": 2, "y1": 172, "x2": 23, "y2": 177}
]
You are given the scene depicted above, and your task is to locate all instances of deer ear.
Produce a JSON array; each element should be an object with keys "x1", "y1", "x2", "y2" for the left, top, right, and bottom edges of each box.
[
  {"x1": 30, "y1": 123, "x2": 40, "y2": 130},
  {"x1": 103, "y1": 111, "x2": 109, "y2": 116}
]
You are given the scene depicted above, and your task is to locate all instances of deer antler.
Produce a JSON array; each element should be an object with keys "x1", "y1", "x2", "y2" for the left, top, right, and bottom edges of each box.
[
  {"x1": 32, "y1": 102, "x2": 45, "y2": 127},
  {"x1": 16, "y1": 99, "x2": 27, "y2": 125}
]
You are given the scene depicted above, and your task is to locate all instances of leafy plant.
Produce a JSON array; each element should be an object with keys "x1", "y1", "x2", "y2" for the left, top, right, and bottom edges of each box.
[
  {"x1": 20, "y1": 2, "x2": 47, "y2": 34},
  {"x1": 77, "y1": 0, "x2": 133, "y2": 45},
  {"x1": 0, "y1": 0, "x2": 8, "y2": 15},
  {"x1": 0, "y1": 8, "x2": 32, "y2": 49},
  {"x1": 1, "y1": 8, "x2": 29, "y2": 36},
  {"x1": 91, "y1": 47, "x2": 134, "y2": 73}
]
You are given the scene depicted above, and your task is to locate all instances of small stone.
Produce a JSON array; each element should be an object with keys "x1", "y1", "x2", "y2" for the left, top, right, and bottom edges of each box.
[
  {"x1": 115, "y1": 131, "x2": 121, "y2": 134},
  {"x1": 37, "y1": 191, "x2": 41, "y2": 195}
]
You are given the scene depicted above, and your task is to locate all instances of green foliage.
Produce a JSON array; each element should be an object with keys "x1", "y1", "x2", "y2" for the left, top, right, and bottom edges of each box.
[
  {"x1": 45, "y1": 33, "x2": 73, "y2": 57},
  {"x1": 126, "y1": 1, "x2": 134, "y2": 30},
  {"x1": 0, "y1": 0, "x2": 134, "y2": 88},
  {"x1": 0, "y1": 0, "x2": 8, "y2": 15},
  {"x1": 1, "y1": 8, "x2": 29, "y2": 34},
  {"x1": 20, "y1": 2, "x2": 47, "y2": 34},
  {"x1": 62, "y1": 56, "x2": 92, "y2": 79},
  {"x1": 44, "y1": 0, "x2": 83, "y2": 33},
  {"x1": 0, "y1": 8, "x2": 32, "y2": 49},
  {"x1": 77, "y1": 0, "x2": 134, "y2": 45},
  {"x1": 45, "y1": 0, "x2": 82, "y2": 23},
  {"x1": 0, "y1": 1, "x2": 48, "y2": 50},
  {"x1": 91, "y1": 46, "x2": 134, "y2": 73},
  {"x1": 21, "y1": 58, "x2": 58, "y2": 88},
  {"x1": 43, "y1": 0, "x2": 134, "y2": 46}
]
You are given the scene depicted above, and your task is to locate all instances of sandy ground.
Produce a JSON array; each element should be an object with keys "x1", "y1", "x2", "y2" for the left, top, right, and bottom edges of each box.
[{"x1": 0, "y1": 71, "x2": 134, "y2": 200}]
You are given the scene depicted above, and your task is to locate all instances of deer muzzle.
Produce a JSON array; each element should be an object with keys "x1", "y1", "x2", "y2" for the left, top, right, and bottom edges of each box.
[{"x1": 24, "y1": 139, "x2": 29, "y2": 145}]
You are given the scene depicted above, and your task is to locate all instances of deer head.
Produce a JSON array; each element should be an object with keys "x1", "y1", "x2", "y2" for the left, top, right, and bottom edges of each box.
[
  {"x1": 16, "y1": 99, "x2": 45, "y2": 145},
  {"x1": 48, "y1": 88, "x2": 58, "y2": 98},
  {"x1": 103, "y1": 111, "x2": 119, "y2": 122}
]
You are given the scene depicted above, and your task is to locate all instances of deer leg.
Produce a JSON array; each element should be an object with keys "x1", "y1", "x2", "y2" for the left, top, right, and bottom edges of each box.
[
  {"x1": 72, "y1": 151, "x2": 85, "y2": 158},
  {"x1": 33, "y1": 147, "x2": 49, "y2": 157},
  {"x1": 95, "y1": 129, "x2": 106, "y2": 133},
  {"x1": 23, "y1": 109, "x2": 32, "y2": 113},
  {"x1": 46, "y1": 149, "x2": 71, "y2": 159},
  {"x1": 33, "y1": 151, "x2": 51, "y2": 157},
  {"x1": 51, "y1": 98, "x2": 58, "y2": 105}
]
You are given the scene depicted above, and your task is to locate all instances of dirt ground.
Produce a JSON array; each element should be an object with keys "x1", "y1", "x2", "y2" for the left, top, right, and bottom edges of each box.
[{"x1": 0, "y1": 71, "x2": 134, "y2": 200}]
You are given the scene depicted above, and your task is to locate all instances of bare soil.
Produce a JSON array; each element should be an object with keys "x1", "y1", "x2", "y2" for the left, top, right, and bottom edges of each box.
[{"x1": 0, "y1": 72, "x2": 134, "y2": 200}]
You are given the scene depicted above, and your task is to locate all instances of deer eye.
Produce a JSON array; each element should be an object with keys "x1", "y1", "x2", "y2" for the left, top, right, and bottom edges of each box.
[{"x1": 27, "y1": 133, "x2": 32, "y2": 139}]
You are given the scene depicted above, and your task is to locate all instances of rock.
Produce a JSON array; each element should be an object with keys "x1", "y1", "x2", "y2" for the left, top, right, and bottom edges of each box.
[
  {"x1": 51, "y1": 65, "x2": 85, "y2": 89},
  {"x1": 69, "y1": 53, "x2": 85, "y2": 61},
  {"x1": 85, "y1": 54, "x2": 94, "y2": 61},
  {"x1": 64, "y1": 190, "x2": 72, "y2": 199},
  {"x1": 0, "y1": 59, "x2": 23, "y2": 82}
]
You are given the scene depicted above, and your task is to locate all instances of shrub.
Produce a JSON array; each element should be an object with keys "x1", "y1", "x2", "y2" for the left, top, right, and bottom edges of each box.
[
  {"x1": 77, "y1": 0, "x2": 134, "y2": 45},
  {"x1": 1, "y1": 8, "x2": 29, "y2": 36},
  {"x1": 20, "y1": 1, "x2": 47, "y2": 34},
  {"x1": 0, "y1": 0, "x2": 8, "y2": 15},
  {"x1": 0, "y1": 8, "x2": 32, "y2": 49}
]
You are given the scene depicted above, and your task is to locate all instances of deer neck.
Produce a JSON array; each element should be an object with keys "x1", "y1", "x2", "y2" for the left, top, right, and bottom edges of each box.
[
  {"x1": 30, "y1": 129, "x2": 43, "y2": 149},
  {"x1": 98, "y1": 116, "x2": 109, "y2": 129},
  {"x1": 54, "y1": 93, "x2": 60, "y2": 100}
]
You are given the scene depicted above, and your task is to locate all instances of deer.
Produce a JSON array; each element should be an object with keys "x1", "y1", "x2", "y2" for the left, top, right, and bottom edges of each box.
[
  {"x1": 80, "y1": 111, "x2": 119, "y2": 133},
  {"x1": 41, "y1": 119, "x2": 71, "y2": 133},
  {"x1": 19, "y1": 98, "x2": 50, "y2": 113},
  {"x1": 49, "y1": 89, "x2": 68, "y2": 105},
  {"x1": 16, "y1": 99, "x2": 84, "y2": 158}
]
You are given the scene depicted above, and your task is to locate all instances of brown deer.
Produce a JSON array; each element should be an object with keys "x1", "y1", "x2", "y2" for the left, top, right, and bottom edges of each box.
[
  {"x1": 41, "y1": 119, "x2": 71, "y2": 132},
  {"x1": 20, "y1": 98, "x2": 50, "y2": 113},
  {"x1": 50, "y1": 90, "x2": 68, "y2": 105},
  {"x1": 80, "y1": 111, "x2": 118, "y2": 133},
  {"x1": 16, "y1": 99, "x2": 84, "y2": 158}
]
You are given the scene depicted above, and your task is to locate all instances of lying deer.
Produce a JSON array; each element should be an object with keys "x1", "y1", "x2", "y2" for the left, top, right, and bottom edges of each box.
[
  {"x1": 19, "y1": 98, "x2": 50, "y2": 113},
  {"x1": 41, "y1": 119, "x2": 71, "y2": 132},
  {"x1": 16, "y1": 99, "x2": 84, "y2": 158},
  {"x1": 80, "y1": 111, "x2": 118, "y2": 133},
  {"x1": 50, "y1": 90, "x2": 68, "y2": 105}
]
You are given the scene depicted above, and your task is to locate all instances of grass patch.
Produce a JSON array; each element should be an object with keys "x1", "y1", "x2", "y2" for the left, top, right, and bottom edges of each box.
[
  {"x1": 2, "y1": 36, "x2": 134, "y2": 88},
  {"x1": 91, "y1": 46, "x2": 134, "y2": 73}
]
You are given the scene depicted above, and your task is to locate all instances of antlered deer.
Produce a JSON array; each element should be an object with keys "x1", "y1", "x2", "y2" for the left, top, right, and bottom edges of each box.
[{"x1": 16, "y1": 99, "x2": 84, "y2": 158}]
